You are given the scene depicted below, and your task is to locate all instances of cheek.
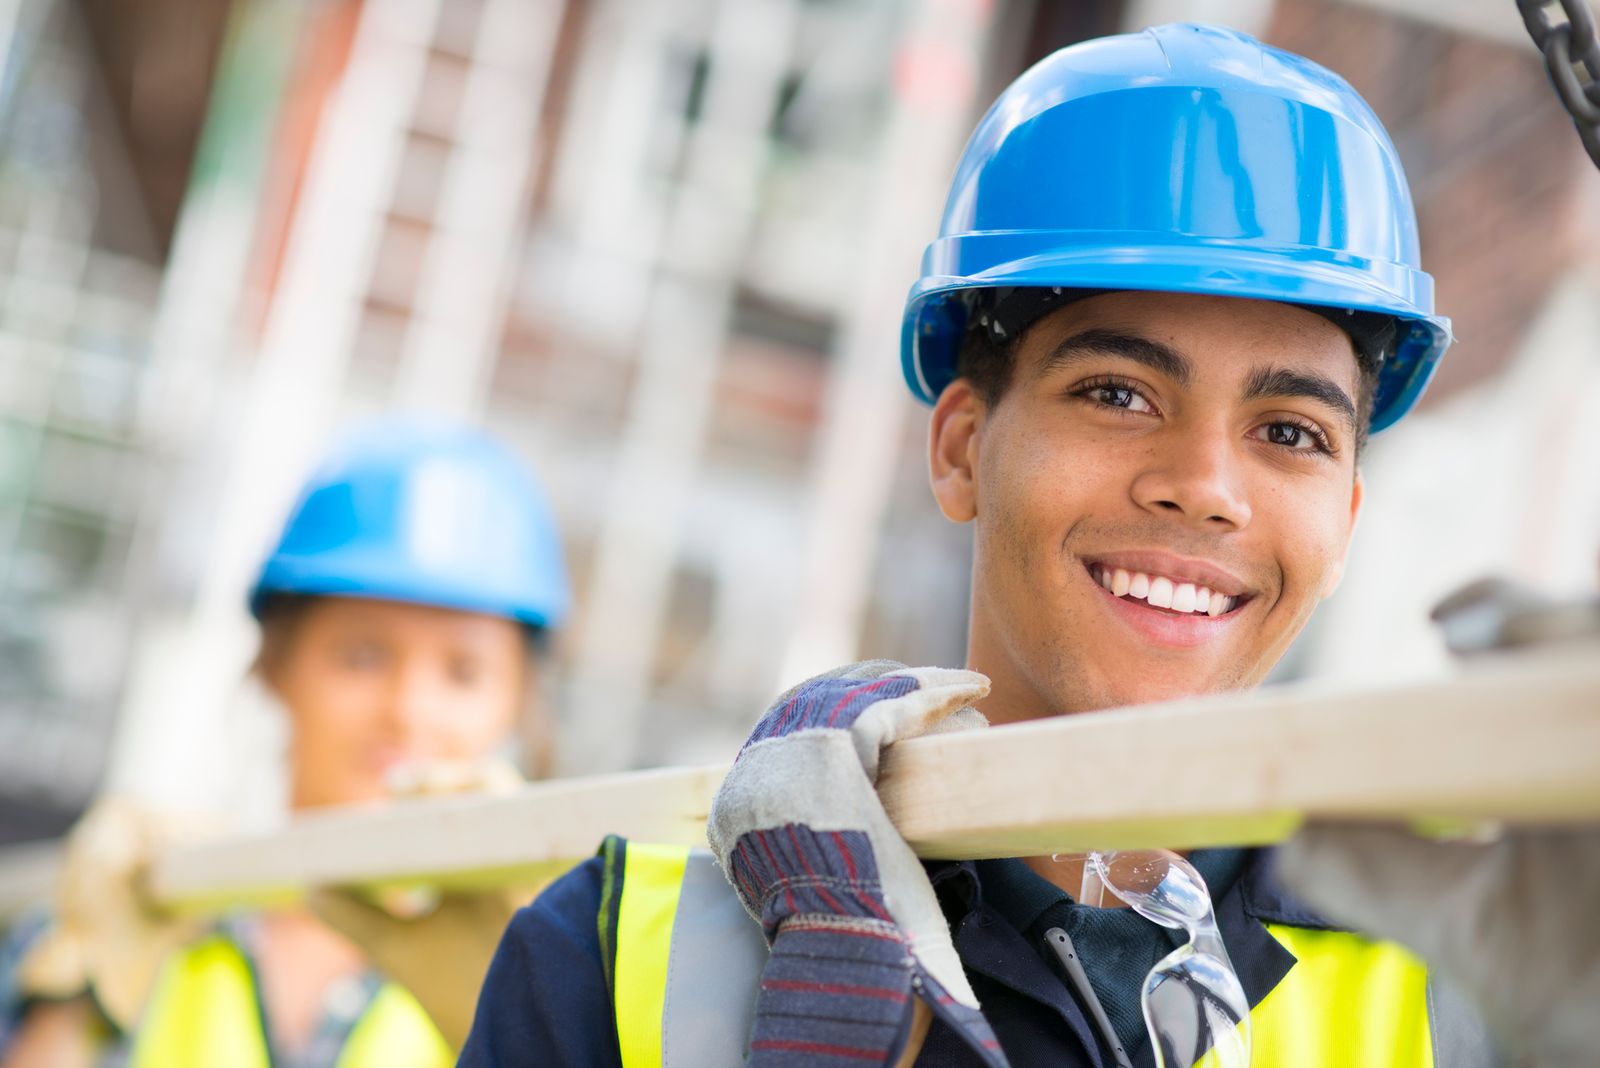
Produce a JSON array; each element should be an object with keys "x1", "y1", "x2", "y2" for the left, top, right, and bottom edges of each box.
[
  {"x1": 281, "y1": 664, "x2": 381, "y2": 750},
  {"x1": 1253, "y1": 478, "x2": 1354, "y2": 601},
  {"x1": 977, "y1": 422, "x2": 1122, "y2": 571},
  {"x1": 438, "y1": 680, "x2": 521, "y2": 755}
]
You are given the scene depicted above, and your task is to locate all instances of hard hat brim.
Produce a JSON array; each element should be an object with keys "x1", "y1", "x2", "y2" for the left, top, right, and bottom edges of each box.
[
  {"x1": 249, "y1": 555, "x2": 568, "y2": 631},
  {"x1": 902, "y1": 235, "x2": 1451, "y2": 433}
]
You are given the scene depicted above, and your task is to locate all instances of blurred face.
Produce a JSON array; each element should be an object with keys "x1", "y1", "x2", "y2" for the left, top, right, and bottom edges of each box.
[
  {"x1": 264, "y1": 597, "x2": 528, "y2": 808},
  {"x1": 929, "y1": 292, "x2": 1364, "y2": 723}
]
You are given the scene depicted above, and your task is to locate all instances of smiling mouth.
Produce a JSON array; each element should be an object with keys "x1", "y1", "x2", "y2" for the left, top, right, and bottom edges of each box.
[{"x1": 1084, "y1": 562, "x2": 1250, "y2": 618}]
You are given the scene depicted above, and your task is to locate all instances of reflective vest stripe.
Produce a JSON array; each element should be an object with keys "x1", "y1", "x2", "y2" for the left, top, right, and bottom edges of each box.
[
  {"x1": 126, "y1": 933, "x2": 453, "y2": 1068},
  {"x1": 1425, "y1": 970, "x2": 1502, "y2": 1067},
  {"x1": 614, "y1": 841, "x2": 691, "y2": 1068},
  {"x1": 659, "y1": 850, "x2": 768, "y2": 1064},
  {"x1": 606, "y1": 841, "x2": 767, "y2": 1066}
]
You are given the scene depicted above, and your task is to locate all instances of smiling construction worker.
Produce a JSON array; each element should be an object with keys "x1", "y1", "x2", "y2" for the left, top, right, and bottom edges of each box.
[{"x1": 452, "y1": 22, "x2": 1523, "y2": 1068}]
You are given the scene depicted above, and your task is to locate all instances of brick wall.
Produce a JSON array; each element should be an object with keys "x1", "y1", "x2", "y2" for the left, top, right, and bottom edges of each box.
[{"x1": 1267, "y1": 0, "x2": 1593, "y2": 403}]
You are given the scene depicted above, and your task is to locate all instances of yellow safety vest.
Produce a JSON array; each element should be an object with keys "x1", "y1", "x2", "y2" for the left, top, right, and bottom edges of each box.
[
  {"x1": 127, "y1": 933, "x2": 453, "y2": 1068},
  {"x1": 601, "y1": 838, "x2": 1479, "y2": 1068}
]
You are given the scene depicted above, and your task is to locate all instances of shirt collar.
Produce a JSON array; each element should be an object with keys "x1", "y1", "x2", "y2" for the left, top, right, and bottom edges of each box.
[
  {"x1": 933, "y1": 847, "x2": 1335, "y2": 1013},
  {"x1": 969, "y1": 847, "x2": 1254, "y2": 932}
]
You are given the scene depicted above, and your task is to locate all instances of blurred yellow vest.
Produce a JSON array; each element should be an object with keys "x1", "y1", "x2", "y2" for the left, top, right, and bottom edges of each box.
[{"x1": 128, "y1": 934, "x2": 453, "y2": 1068}]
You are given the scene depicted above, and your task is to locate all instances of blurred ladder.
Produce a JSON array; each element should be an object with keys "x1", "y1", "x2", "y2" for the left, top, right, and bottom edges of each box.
[{"x1": 108, "y1": 0, "x2": 568, "y2": 811}]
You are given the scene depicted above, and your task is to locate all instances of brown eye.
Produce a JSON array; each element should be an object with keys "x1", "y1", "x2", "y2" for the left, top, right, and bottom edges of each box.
[
  {"x1": 340, "y1": 641, "x2": 387, "y2": 671},
  {"x1": 1250, "y1": 420, "x2": 1332, "y2": 455},
  {"x1": 1267, "y1": 424, "x2": 1307, "y2": 447},
  {"x1": 448, "y1": 657, "x2": 483, "y2": 687},
  {"x1": 1077, "y1": 381, "x2": 1155, "y2": 413}
]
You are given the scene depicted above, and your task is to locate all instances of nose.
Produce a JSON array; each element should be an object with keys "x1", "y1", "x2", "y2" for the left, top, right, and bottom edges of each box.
[
  {"x1": 1129, "y1": 429, "x2": 1252, "y2": 532},
  {"x1": 382, "y1": 660, "x2": 443, "y2": 741}
]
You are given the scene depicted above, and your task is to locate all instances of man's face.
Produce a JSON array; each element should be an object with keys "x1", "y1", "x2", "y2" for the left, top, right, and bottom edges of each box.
[{"x1": 929, "y1": 291, "x2": 1364, "y2": 723}]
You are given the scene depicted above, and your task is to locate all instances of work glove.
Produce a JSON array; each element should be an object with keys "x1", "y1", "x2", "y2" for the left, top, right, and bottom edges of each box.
[
  {"x1": 307, "y1": 758, "x2": 538, "y2": 1050},
  {"x1": 708, "y1": 660, "x2": 1008, "y2": 1067},
  {"x1": 16, "y1": 799, "x2": 209, "y2": 1030},
  {"x1": 1275, "y1": 822, "x2": 1600, "y2": 1066},
  {"x1": 308, "y1": 885, "x2": 525, "y2": 1050}
]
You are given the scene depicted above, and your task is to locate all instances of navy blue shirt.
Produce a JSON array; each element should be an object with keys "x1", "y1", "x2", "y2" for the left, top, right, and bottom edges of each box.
[
  {"x1": 968, "y1": 849, "x2": 1250, "y2": 1056},
  {"x1": 459, "y1": 847, "x2": 1321, "y2": 1067}
]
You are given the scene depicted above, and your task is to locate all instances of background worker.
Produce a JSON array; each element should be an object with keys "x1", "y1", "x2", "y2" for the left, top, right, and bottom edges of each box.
[
  {"x1": 447, "y1": 23, "x2": 1540, "y2": 1067},
  {"x1": 0, "y1": 417, "x2": 568, "y2": 1068}
]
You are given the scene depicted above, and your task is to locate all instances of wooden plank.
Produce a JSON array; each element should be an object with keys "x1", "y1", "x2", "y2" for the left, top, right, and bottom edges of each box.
[
  {"x1": 149, "y1": 764, "x2": 728, "y2": 914},
  {"x1": 878, "y1": 647, "x2": 1600, "y2": 858},
  {"x1": 4, "y1": 647, "x2": 1597, "y2": 918}
]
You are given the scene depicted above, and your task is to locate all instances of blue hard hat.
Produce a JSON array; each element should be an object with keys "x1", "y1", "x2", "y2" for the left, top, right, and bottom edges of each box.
[
  {"x1": 250, "y1": 419, "x2": 570, "y2": 629},
  {"x1": 902, "y1": 23, "x2": 1452, "y2": 433}
]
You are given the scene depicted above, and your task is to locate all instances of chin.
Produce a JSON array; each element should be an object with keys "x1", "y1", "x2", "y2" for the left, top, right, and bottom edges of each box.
[
  {"x1": 1088, "y1": 665, "x2": 1244, "y2": 712},
  {"x1": 324, "y1": 779, "x2": 390, "y2": 808}
]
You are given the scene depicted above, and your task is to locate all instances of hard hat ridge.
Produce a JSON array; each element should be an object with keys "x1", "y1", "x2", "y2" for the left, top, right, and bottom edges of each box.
[{"x1": 902, "y1": 22, "x2": 1452, "y2": 432}]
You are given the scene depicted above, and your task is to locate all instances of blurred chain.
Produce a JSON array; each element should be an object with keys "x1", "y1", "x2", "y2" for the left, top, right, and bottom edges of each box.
[{"x1": 1519, "y1": 0, "x2": 1600, "y2": 166}]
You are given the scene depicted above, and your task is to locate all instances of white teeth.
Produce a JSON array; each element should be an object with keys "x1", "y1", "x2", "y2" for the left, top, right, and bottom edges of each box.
[
  {"x1": 1095, "y1": 565, "x2": 1240, "y2": 617},
  {"x1": 1171, "y1": 583, "x2": 1197, "y2": 613}
]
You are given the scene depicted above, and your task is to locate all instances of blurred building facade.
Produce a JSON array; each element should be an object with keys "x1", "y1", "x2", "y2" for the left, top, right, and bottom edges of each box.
[
  {"x1": 0, "y1": 0, "x2": 1595, "y2": 838},
  {"x1": 0, "y1": 0, "x2": 214, "y2": 840}
]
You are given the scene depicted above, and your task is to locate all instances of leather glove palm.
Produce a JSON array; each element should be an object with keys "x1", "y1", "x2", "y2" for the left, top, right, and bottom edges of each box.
[
  {"x1": 308, "y1": 885, "x2": 525, "y2": 1050},
  {"x1": 17, "y1": 799, "x2": 208, "y2": 1030},
  {"x1": 308, "y1": 757, "x2": 536, "y2": 1050}
]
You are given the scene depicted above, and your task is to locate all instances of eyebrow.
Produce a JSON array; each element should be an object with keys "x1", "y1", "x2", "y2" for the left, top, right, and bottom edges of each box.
[
  {"x1": 1041, "y1": 329, "x2": 1192, "y2": 386},
  {"x1": 1044, "y1": 328, "x2": 1358, "y2": 434},
  {"x1": 1241, "y1": 366, "x2": 1357, "y2": 433}
]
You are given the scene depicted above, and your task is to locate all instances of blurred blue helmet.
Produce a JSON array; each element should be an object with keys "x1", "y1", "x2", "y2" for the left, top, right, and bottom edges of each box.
[
  {"x1": 902, "y1": 22, "x2": 1451, "y2": 433},
  {"x1": 250, "y1": 419, "x2": 570, "y2": 629}
]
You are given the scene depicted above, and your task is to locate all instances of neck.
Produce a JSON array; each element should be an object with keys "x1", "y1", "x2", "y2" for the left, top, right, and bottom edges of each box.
[
  {"x1": 255, "y1": 911, "x2": 368, "y2": 1054},
  {"x1": 1026, "y1": 853, "x2": 1110, "y2": 904},
  {"x1": 964, "y1": 611, "x2": 1084, "y2": 727},
  {"x1": 966, "y1": 604, "x2": 1150, "y2": 904},
  {"x1": 288, "y1": 774, "x2": 357, "y2": 812}
]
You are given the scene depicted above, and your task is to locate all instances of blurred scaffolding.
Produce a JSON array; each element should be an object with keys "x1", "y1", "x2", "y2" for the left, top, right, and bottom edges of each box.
[
  {"x1": 0, "y1": 0, "x2": 1595, "y2": 840},
  {"x1": 0, "y1": 0, "x2": 201, "y2": 840}
]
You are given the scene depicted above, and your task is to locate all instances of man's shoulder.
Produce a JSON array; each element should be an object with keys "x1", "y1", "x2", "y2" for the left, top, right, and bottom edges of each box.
[
  {"x1": 460, "y1": 854, "x2": 620, "y2": 1067},
  {"x1": 507, "y1": 853, "x2": 607, "y2": 952},
  {"x1": 1238, "y1": 847, "x2": 1347, "y2": 932}
]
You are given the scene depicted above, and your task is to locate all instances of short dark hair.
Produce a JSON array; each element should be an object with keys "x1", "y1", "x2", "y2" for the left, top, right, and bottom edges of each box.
[{"x1": 954, "y1": 292, "x2": 1388, "y2": 455}]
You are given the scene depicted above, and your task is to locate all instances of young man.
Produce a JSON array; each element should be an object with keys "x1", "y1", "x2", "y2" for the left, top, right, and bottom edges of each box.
[{"x1": 457, "y1": 23, "x2": 1483, "y2": 1067}]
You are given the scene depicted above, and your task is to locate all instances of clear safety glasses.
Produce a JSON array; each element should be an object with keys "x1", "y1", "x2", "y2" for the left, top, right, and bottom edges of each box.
[{"x1": 1081, "y1": 850, "x2": 1251, "y2": 1068}]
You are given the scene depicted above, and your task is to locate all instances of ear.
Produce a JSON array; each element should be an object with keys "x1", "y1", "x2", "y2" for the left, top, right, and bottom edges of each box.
[
  {"x1": 1322, "y1": 467, "x2": 1364, "y2": 597},
  {"x1": 254, "y1": 646, "x2": 289, "y2": 704},
  {"x1": 928, "y1": 379, "x2": 982, "y2": 523}
]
